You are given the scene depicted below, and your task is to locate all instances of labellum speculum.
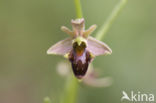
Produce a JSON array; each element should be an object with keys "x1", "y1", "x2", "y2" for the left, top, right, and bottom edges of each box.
[{"x1": 47, "y1": 18, "x2": 112, "y2": 79}]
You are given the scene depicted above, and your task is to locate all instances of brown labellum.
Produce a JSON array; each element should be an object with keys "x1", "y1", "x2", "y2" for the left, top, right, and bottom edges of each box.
[{"x1": 69, "y1": 42, "x2": 92, "y2": 79}]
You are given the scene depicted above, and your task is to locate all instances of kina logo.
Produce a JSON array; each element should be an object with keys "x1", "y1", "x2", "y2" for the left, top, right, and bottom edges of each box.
[{"x1": 121, "y1": 91, "x2": 154, "y2": 102}]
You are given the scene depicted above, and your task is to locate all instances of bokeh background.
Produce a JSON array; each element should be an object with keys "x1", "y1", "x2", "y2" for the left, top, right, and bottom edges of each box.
[{"x1": 0, "y1": 0, "x2": 156, "y2": 103}]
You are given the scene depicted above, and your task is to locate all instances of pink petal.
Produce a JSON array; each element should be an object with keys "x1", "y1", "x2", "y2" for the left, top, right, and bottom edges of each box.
[
  {"x1": 87, "y1": 36, "x2": 112, "y2": 56},
  {"x1": 47, "y1": 37, "x2": 73, "y2": 55}
]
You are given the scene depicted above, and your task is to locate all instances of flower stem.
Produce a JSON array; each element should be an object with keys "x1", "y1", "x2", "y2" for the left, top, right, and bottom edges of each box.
[
  {"x1": 95, "y1": 0, "x2": 127, "y2": 40},
  {"x1": 74, "y1": 0, "x2": 83, "y2": 18},
  {"x1": 60, "y1": 1, "x2": 83, "y2": 103},
  {"x1": 60, "y1": 75, "x2": 79, "y2": 103}
]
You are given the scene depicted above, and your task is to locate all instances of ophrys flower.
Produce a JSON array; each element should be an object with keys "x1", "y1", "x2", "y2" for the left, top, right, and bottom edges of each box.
[{"x1": 47, "y1": 18, "x2": 112, "y2": 79}]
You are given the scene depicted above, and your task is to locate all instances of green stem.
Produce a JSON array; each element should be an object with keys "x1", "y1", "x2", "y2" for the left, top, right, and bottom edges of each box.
[
  {"x1": 60, "y1": 1, "x2": 83, "y2": 103},
  {"x1": 74, "y1": 0, "x2": 83, "y2": 18},
  {"x1": 60, "y1": 75, "x2": 79, "y2": 103},
  {"x1": 95, "y1": 0, "x2": 127, "y2": 40}
]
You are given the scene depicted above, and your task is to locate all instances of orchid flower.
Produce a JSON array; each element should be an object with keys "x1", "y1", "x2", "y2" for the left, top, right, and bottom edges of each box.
[{"x1": 47, "y1": 18, "x2": 112, "y2": 79}]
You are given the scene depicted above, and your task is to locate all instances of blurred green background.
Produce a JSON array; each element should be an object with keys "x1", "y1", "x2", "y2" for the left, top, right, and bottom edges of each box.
[{"x1": 0, "y1": 0, "x2": 156, "y2": 103}]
